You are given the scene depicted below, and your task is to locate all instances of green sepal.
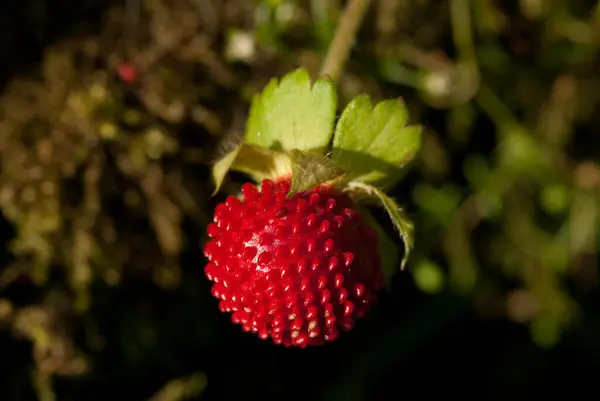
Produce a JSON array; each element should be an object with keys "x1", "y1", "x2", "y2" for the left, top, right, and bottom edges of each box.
[
  {"x1": 358, "y1": 207, "x2": 401, "y2": 289},
  {"x1": 245, "y1": 68, "x2": 337, "y2": 155},
  {"x1": 211, "y1": 143, "x2": 291, "y2": 195},
  {"x1": 332, "y1": 94, "x2": 422, "y2": 190},
  {"x1": 345, "y1": 181, "x2": 415, "y2": 272},
  {"x1": 287, "y1": 149, "x2": 348, "y2": 196}
]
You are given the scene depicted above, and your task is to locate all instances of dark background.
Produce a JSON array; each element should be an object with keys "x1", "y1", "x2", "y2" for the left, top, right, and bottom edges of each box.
[{"x1": 1, "y1": 1, "x2": 599, "y2": 400}]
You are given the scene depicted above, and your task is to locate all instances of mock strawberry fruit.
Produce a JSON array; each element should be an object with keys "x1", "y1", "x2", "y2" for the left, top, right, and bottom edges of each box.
[
  {"x1": 204, "y1": 179, "x2": 383, "y2": 347},
  {"x1": 204, "y1": 68, "x2": 420, "y2": 347}
]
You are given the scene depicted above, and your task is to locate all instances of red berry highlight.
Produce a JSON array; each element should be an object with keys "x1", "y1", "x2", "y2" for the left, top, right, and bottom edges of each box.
[{"x1": 204, "y1": 179, "x2": 383, "y2": 347}]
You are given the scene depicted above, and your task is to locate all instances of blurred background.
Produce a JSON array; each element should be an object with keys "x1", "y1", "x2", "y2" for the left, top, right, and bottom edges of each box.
[{"x1": 1, "y1": 0, "x2": 599, "y2": 400}]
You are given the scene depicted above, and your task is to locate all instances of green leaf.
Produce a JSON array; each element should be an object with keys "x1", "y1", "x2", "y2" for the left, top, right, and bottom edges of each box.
[
  {"x1": 359, "y1": 208, "x2": 400, "y2": 289},
  {"x1": 245, "y1": 68, "x2": 337, "y2": 155},
  {"x1": 346, "y1": 181, "x2": 415, "y2": 271},
  {"x1": 332, "y1": 94, "x2": 422, "y2": 189},
  {"x1": 287, "y1": 149, "x2": 347, "y2": 195},
  {"x1": 212, "y1": 147, "x2": 241, "y2": 195},
  {"x1": 211, "y1": 143, "x2": 291, "y2": 195}
]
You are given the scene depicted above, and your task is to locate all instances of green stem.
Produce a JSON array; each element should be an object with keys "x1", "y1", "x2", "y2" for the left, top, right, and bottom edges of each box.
[
  {"x1": 319, "y1": 0, "x2": 370, "y2": 82},
  {"x1": 450, "y1": 0, "x2": 476, "y2": 61}
]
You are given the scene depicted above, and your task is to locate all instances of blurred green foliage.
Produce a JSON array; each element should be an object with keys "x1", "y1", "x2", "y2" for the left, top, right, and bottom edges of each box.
[{"x1": 0, "y1": 0, "x2": 599, "y2": 400}]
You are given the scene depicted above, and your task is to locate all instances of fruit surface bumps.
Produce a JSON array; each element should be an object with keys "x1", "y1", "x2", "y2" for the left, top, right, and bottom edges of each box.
[{"x1": 204, "y1": 179, "x2": 383, "y2": 347}]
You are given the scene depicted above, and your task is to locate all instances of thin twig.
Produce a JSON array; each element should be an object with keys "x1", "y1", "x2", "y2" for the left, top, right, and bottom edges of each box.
[{"x1": 319, "y1": 0, "x2": 370, "y2": 82}]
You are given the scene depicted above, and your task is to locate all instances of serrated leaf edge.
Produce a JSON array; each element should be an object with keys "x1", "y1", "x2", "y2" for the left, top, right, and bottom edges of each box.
[
  {"x1": 244, "y1": 68, "x2": 337, "y2": 155},
  {"x1": 331, "y1": 94, "x2": 423, "y2": 189},
  {"x1": 344, "y1": 181, "x2": 415, "y2": 271}
]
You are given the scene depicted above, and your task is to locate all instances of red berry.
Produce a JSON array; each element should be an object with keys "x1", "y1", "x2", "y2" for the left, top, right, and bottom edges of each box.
[
  {"x1": 204, "y1": 179, "x2": 383, "y2": 347},
  {"x1": 117, "y1": 62, "x2": 137, "y2": 84}
]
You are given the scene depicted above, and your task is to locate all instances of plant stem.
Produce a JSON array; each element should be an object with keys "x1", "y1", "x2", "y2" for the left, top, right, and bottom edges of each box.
[{"x1": 319, "y1": 0, "x2": 370, "y2": 82}]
